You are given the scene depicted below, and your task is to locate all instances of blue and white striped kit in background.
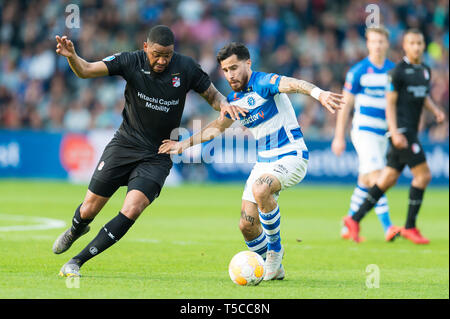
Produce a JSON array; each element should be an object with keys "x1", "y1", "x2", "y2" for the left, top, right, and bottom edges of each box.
[
  {"x1": 345, "y1": 57, "x2": 395, "y2": 175},
  {"x1": 343, "y1": 57, "x2": 395, "y2": 232},
  {"x1": 227, "y1": 71, "x2": 309, "y2": 254},
  {"x1": 344, "y1": 56, "x2": 395, "y2": 137}
]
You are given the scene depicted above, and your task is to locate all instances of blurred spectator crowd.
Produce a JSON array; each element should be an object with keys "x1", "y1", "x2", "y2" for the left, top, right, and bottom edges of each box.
[{"x1": 0, "y1": 0, "x2": 448, "y2": 141}]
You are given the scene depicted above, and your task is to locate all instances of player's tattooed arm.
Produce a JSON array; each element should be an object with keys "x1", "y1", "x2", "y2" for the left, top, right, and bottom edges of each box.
[
  {"x1": 278, "y1": 76, "x2": 344, "y2": 114},
  {"x1": 200, "y1": 83, "x2": 225, "y2": 111},
  {"x1": 158, "y1": 116, "x2": 234, "y2": 154},
  {"x1": 278, "y1": 76, "x2": 317, "y2": 95},
  {"x1": 200, "y1": 83, "x2": 248, "y2": 120}
]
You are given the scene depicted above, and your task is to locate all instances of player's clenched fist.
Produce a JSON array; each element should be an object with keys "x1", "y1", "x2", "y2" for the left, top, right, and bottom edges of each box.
[
  {"x1": 55, "y1": 35, "x2": 76, "y2": 58},
  {"x1": 318, "y1": 91, "x2": 344, "y2": 114}
]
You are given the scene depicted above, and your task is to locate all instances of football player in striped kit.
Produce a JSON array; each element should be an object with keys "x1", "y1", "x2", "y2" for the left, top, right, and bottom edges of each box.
[
  {"x1": 159, "y1": 42, "x2": 343, "y2": 280},
  {"x1": 332, "y1": 26, "x2": 401, "y2": 242}
]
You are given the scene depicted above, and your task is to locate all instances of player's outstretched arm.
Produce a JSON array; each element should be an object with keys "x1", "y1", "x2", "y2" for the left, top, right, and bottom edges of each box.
[
  {"x1": 55, "y1": 35, "x2": 108, "y2": 78},
  {"x1": 278, "y1": 76, "x2": 344, "y2": 113},
  {"x1": 158, "y1": 116, "x2": 234, "y2": 155},
  {"x1": 424, "y1": 96, "x2": 446, "y2": 123},
  {"x1": 331, "y1": 91, "x2": 355, "y2": 156},
  {"x1": 200, "y1": 83, "x2": 248, "y2": 120}
]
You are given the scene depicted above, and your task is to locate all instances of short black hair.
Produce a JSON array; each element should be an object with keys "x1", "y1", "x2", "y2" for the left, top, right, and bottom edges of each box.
[
  {"x1": 216, "y1": 42, "x2": 250, "y2": 64},
  {"x1": 404, "y1": 28, "x2": 424, "y2": 38},
  {"x1": 147, "y1": 25, "x2": 175, "y2": 46}
]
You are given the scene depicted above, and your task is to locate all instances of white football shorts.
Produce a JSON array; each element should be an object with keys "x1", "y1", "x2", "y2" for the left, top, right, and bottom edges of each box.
[
  {"x1": 351, "y1": 129, "x2": 388, "y2": 175},
  {"x1": 242, "y1": 151, "x2": 308, "y2": 203}
]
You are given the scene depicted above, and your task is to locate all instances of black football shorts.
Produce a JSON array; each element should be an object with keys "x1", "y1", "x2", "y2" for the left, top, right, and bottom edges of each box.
[
  {"x1": 88, "y1": 135, "x2": 172, "y2": 202},
  {"x1": 386, "y1": 133, "x2": 426, "y2": 172}
]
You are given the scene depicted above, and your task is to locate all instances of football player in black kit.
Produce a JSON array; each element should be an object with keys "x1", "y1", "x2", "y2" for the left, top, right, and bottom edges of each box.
[
  {"x1": 53, "y1": 25, "x2": 248, "y2": 277},
  {"x1": 344, "y1": 28, "x2": 445, "y2": 244}
]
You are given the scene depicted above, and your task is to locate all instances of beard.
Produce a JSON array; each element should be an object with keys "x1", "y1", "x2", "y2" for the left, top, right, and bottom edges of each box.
[{"x1": 230, "y1": 73, "x2": 249, "y2": 92}]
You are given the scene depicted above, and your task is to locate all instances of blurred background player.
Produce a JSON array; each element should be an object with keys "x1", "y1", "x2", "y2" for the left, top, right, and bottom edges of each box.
[
  {"x1": 159, "y1": 42, "x2": 343, "y2": 280},
  {"x1": 332, "y1": 26, "x2": 401, "y2": 242},
  {"x1": 345, "y1": 29, "x2": 446, "y2": 244}
]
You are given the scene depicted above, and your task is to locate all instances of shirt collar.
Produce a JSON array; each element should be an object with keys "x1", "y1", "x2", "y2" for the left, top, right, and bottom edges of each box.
[{"x1": 403, "y1": 56, "x2": 421, "y2": 66}]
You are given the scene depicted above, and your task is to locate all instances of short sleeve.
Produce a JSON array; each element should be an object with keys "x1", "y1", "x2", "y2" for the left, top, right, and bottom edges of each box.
[
  {"x1": 253, "y1": 73, "x2": 281, "y2": 98},
  {"x1": 386, "y1": 67, "x2": 401, "y2": 92},
  {"x1": 186, "y1": 58, "x2": 212, "y2": 93},
  {"x1": 102, "y1": 52, "x2": 135, "y2": 77},
  {"x1": 343, "y1": 69, "x2": 360, "y2": 94}
]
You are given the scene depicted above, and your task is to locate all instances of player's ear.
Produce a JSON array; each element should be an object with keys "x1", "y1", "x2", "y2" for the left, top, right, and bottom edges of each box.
[
  {"x1": 246, "y1": 59, "x2": 252, "y2": 70},
  {"x1": 143, "y1": 41, "x2": 148, "y2": 50}
]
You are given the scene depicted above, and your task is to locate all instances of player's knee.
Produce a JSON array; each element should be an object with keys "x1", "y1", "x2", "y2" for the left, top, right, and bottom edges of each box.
[
  {"x1": 386, "y1": 175, "x2": 398, "y2": 188},
  {"x1": 414, "y1": 171, "x2": 432, "y2": 188},
  {"x1": 121, "y1": 202, "x2": 148, "y2": 220},
  {"x1": 252, "y1": 183, "x2": 271, "y2": 203},
  {"x1": 378, "y1": 172, "x2": 398, "y2": 191},
  {"x1": 80, "y1": 201, "x2": 101, "y2": 219}
]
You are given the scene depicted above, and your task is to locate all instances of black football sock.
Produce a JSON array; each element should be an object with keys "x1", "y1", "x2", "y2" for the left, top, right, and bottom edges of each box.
[
  {"x1": 72, "y1": 212, "x2": 135, "y2": 266},
  {"x1": 71, "y1": 204, "x2": 94, "y2": 236},
  {"x1": 352, "y1": 185, "x2": 385, "y2": 222},
  {"x1": 405, "y1": 186, "x2": 425, "y2": 229}
]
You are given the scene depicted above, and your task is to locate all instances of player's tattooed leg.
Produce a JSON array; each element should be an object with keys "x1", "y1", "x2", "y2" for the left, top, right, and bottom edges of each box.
[
  {"x1": 255, "y1": 176, "x2": 274, "y2": 187},
  {"x1": 241, "y1": 210, "x2": 255, "y2": 225}
]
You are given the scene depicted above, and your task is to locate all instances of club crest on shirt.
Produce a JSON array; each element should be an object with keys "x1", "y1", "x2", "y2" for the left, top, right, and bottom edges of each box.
[
  {"x1": 412, "y1": 143, "x2": 421, "y2": 154},
  {"x1": 247, "y1": 96, "x2": 255, "y2": 106},
  {"x1": 172, "y1": 76, "x2": 180, "y2": 87},
  {"x1": 423, "y1": 69, "x2": 429, "y2": 80}
]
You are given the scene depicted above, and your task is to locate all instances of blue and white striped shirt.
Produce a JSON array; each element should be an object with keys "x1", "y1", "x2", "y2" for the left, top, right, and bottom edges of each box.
[
  {"x1": 344, "y1": 57, "x2": 395, "y2": 136},
  {"x1": 226, "y1": 71, "x2": 308, "y2": 162}
]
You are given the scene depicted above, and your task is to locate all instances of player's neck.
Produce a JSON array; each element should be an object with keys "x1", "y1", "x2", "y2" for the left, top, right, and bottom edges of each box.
[
  {"x1": 404, "y1": 55, "x2": 422, "y2": 65},
  {"x1": 245, "y1": 70, "x2": 253, "y2": 90},
  {"x1": 368, "y1": 55, "x2": 385, "y2": 68}
]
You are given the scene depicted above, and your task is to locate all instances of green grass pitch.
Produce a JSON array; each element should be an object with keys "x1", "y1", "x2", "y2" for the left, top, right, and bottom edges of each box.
[{"x1": 0, "y1": 180, "x2": 448, "y2": 299}]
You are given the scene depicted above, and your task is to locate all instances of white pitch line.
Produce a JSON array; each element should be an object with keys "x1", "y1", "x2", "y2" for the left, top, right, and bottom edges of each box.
[{"x1": 0, "y1": 214, "x2": 66, "y2": 232}]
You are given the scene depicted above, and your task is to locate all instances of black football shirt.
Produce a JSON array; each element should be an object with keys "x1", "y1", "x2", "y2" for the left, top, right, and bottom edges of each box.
[
  {"x1": 386, "y1": 56, "x2": 431, "y2": 134},
  {"x1": 102, "y1": 50, "x2": 211, "y2": 151}
]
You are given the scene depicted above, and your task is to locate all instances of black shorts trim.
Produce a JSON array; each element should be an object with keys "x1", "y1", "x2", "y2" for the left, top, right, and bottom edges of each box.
[
  {"x1": 386, "y1": 134, "x2": 426, "y2": 172},
  {"x1": 127, "y1": 177, "x2": 162, "y2": 203},
  {"x1": 88, "y1": 178, "x2": 120, "y2": 198}
]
